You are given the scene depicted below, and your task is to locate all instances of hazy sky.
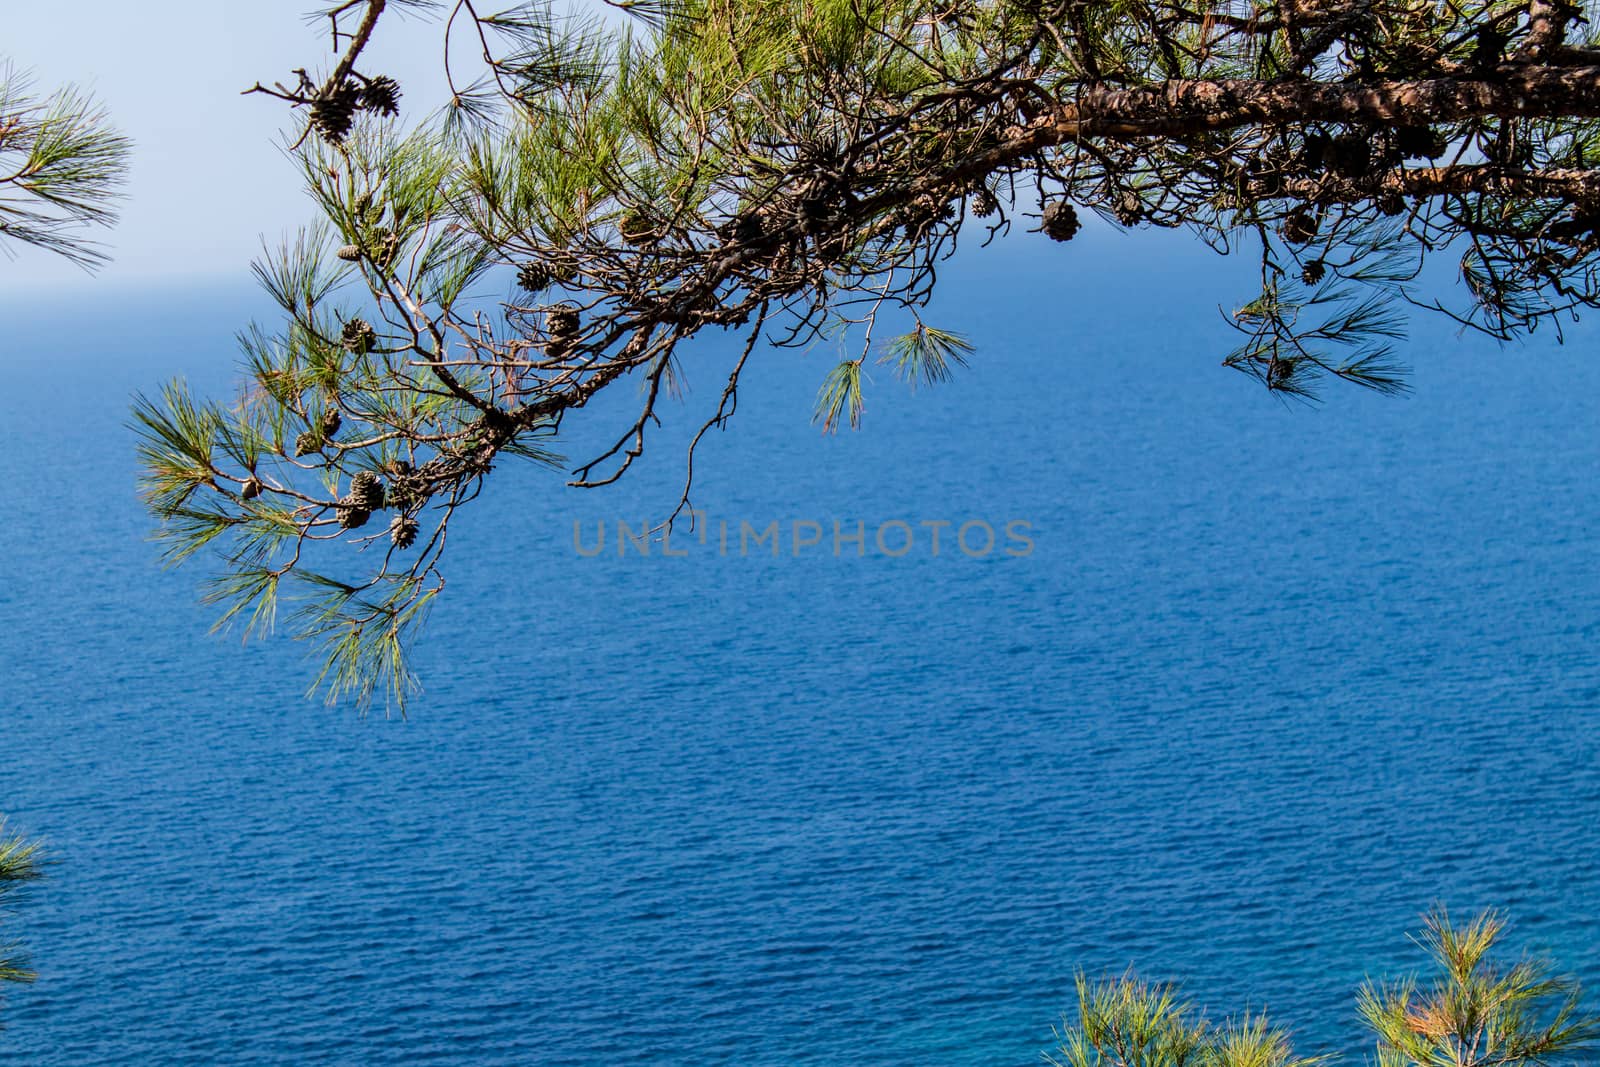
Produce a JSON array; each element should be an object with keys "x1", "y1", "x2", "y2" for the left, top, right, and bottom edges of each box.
[{"x1": 4, "y1": 2, "x2": 553, "y2": 294}]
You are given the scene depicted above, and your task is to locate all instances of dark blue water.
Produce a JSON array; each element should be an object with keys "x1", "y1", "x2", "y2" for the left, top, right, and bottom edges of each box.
[{"x1": 3, "y1": 231, "x2": 1599, "y2": 1064}]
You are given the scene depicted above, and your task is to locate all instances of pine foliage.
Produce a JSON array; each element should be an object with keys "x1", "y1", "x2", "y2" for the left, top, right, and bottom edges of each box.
[
  {"x1": 0, "y1": 60, "x2": 130, "y2": 268},
  {"x1": 1047, "y1": 911, "x2": 1597, "y2": 1067},
  {"x1": 138, "y1": 0, "x2": 1600, "y2": 706},
  {"x1": 0, "y1": 820, "x2": 44, "y2": 1022},
  {"x1": 1359, "y1": 909, "x2": 1599, "y2": 1067}
]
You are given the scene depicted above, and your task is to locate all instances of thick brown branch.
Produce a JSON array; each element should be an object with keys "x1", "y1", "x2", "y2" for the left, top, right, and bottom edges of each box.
[
  {"x1": 838, "y1": 63, "x2": 1600, "y2": 226},
  {"x1": 1042, "y1": 63, "x2": 1600, "y2": 139},
  {"x1": 1273, "y1": 165, "x2": 1600, "y2": 204},
  {"x1": 1521, "y1": 0, "x2": 1582, "y2": 59}
]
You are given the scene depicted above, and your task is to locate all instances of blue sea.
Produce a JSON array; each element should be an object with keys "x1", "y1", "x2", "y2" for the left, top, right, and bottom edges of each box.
[{"x1": 3, "y1": 229, "x2": 1598, "y2": 1064}]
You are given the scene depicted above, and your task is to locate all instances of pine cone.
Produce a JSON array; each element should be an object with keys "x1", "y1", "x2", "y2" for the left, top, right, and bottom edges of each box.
[
  {"x1": 1280, "y1": 208, "x2": 1319, "y2": 245},
  {"x1": 548, "y1": 256, "x2": 579, "y2": 284},
  {"x1": 1301, "y1": 258, "x2": 1326, "y2": 285},
  {"x1": 1041, "y1": 200, "x2": 1081, "y2": 242},
  {"x1": 308, "y1": 80, "x2": 361, "y2": 145},
  {"x1": 1472, "y1": 26, "x2": 1507, "y2": 70},
  {"x1": 336, "y1": 244, "x2": 363, "y2": 262},
  {"x1": 545, "y1": 335, "x2": 576, "y2": 359},
  {"x1": 1394, "y1": 125, "x2": 1446, "y2": 160},
  {"x1": 389, "y1": 514, "x2": 419, "y2": 550},
  {"x1": 294, "y1": 430, "x2": 322, "y2": 458},
  {"x1": 342, "y1": 317, "x2": 376, "y2": 354},
  {"x1": 360, "y1": 75, "x2": 401, "y2": 117},
  {"x1": 547, "y1": 305, "x2": 580, "y2": 337},
  {"x1": 1378, "y1": 194, "x2": 1405, "y2": 217},
  {"x1": 350, "y1": 470, "x2": 385, "y2": 511},
  {"x1": 371, "y1": 229, "x2": 400, "y2": 269},
  {"x1": 797, "y1": 192, "x2": 833, "y2": 227},
  {"x1": 718, "y1": 214, "x2": 765, "y2": 245},
  {"x1": 619, "y1": 210, "x2": 658, "y2": 245},
  {"x1": 1268, "y1": 356, "x2": 1297, "y2": 388},
  {"x1": 971, "y1": 188, "x2": 999, "y2": 218},
  {"x1": 321, "y1": 407, "x2": 343, "y2": 438},
  {"x1": 384, "y1": 461, "x2": 422, "y2": 512},
  {"x1": 1301, "y1": 131, "x2": 1332, "y2": 173},
  {"x1": 797, "y1": 134, "x2": 840, "y2": 169},
  {"x1": 1328, "y1": 133, "x2": 1371, "y2": 179},
  {"x1": 517, "y1": 261, "x2": 551, "y2": 292},
  {"x1": 335, "y1": 496, "x2": 370, "y2": 530},
  {"x1": 1113, "y1": 191, "x2": 1144, "y2": 226}
]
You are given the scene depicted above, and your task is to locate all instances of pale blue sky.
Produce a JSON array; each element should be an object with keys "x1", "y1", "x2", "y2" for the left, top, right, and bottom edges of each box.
[{"x1": 5, "y1": 2, "x2": 592, "y2": 294}]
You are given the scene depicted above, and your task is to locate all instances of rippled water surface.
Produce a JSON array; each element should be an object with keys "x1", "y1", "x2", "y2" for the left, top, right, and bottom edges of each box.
[{"x1": 3, "y1": 235, "x2": 1599, "y2": 1064}]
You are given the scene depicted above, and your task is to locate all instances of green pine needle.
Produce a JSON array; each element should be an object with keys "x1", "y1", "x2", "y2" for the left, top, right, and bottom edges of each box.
[
  {"x1": 879, "y1": 324, "x2": 973, "y2": 390},
  {"x1": 813, "y1": 359, "x2": 864, "y2": 433},
  {"x1": 0, "y1": 62, "x2": 130, "y2": 269}
]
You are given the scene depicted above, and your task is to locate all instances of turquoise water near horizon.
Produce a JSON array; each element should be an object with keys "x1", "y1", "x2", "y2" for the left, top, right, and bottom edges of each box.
[{"x1": 2, "y1": 231, "x2": 1599, "y2": 1063}]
